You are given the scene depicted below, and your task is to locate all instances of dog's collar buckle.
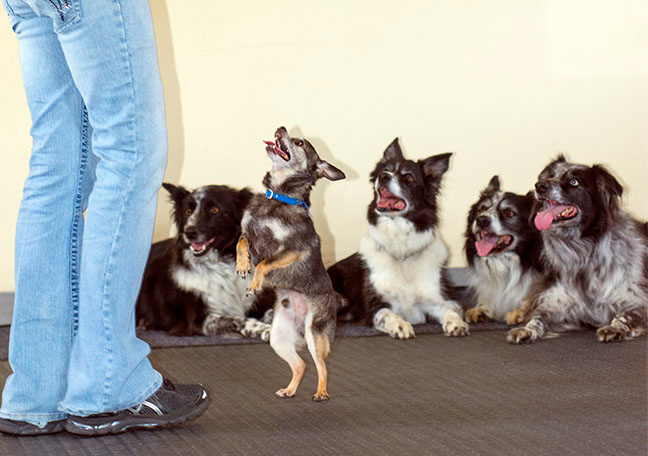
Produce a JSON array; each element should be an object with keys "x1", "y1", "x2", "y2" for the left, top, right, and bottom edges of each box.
[{"x1": 265, "y1": 189, "x2": 309, "y2": 211}]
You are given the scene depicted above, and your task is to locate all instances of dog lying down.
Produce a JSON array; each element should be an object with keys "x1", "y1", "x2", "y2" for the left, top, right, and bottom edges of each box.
[{"x1": 136, "y1": 183, "x2": 274, "y2": 341}]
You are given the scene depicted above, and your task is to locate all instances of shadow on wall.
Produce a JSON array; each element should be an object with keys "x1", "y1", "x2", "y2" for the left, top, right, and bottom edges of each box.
[
  {"x1": 297, "y1": 128, "x2": 360, "y2": 267},
  {"x1": 151, "y1": 0, "x2": 184, "y2": 241}
]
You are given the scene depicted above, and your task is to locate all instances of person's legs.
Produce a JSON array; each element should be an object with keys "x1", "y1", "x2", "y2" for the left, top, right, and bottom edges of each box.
[
  {"x1": 47, "y1": 0, "x2": 168, "y2": 414},
  {"x1": 0, "y1": 0, "x2": 95, "y2": 427},
  {"x1": 1, "y1": 0, "x2": 167, "y2": 421}
]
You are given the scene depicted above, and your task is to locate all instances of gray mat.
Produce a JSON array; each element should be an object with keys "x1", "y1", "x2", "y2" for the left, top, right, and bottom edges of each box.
[
  {"x1": 1, "y1": 330, "x2": 647, "y2": 455},
  {"x1": 0, "y1": 321, "x2": 508, "y2": 361}
]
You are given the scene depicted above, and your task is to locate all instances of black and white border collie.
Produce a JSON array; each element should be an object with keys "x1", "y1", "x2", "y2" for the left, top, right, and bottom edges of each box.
[
  {"x1": 136, "y1": 183, "x2": 274, "y2": 340},
  {"x1": 464, "y1": 175, "x2": 543, "y2": 325},
  {"x1": 327, "y1": 139, "x2": 468, "y2": 339},
  {"x1": 508, "y1": 156, "x2": 648, "y2": 344}
]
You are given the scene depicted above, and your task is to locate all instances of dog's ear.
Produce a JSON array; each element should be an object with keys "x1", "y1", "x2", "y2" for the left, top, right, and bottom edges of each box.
[
  {"x1": 486, "y1": 175, "x2": 500, "y2": 193},
  {"x1": 591, "y1": 164, "x2": 623, "y2": 210},
  {"x1": 162, "y1": 182, "x2": 189, "y2": 205},
  {"x1": 382, "y1": 138, "x2": 404, "y2": 161},
  {"x1": 421, "y1": 152, "x2": 452, "y2": 180},
  {"x1": 316, "y1": 160, "x2": 346, "y2": 181}
]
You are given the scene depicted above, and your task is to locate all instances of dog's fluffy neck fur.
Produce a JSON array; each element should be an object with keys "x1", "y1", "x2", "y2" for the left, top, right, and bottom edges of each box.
[
  {"x1": 361, "y1": 216, "x2": 438, "y2": 261},
  {"x1": 263, "y1": 170, "x2": 315, "y2": 207}
]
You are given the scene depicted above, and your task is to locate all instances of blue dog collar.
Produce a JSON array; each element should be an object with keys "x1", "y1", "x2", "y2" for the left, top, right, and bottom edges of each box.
[{"x1": 265, "y1": 189, "x2": 309, "y2": 210}]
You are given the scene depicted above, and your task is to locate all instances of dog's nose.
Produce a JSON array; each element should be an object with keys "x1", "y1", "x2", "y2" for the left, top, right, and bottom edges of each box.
[
  {"x1": 185, "y1": 227, "x2": 197, "y2": 240},
  {"x1": 476, "y1": 216, "x2": 490, "y2": 229},
  {"x1": 535, "y1": 182, "x2": 549, "y2": 195},
  {"x1": 378, "y1": 173, "x2": 390, "y2": 185}
]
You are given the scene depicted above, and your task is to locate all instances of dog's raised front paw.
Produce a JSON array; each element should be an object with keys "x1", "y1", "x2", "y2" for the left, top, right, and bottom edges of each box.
[
  {"x1": 596, "y1": 325, "x2": 628, "y2": 343},
  {"x1": 505, "y1": 308, "x2": 526, "y2": 326},
  {"x1": 312, "y1": 391, "x2": 329, "y2": 402},
  {"x1": 236, "y1": 257, "x2": 251, "y2": 279},
  {"x1": 465, "y1": 307, "x2": 493, "y2": 324},
  {"x1": 507, "y1": 327, "x2": 536, "y2": 344},
  {"x1": 275, "y1": 388, "x2": 296, "y2": 398}
]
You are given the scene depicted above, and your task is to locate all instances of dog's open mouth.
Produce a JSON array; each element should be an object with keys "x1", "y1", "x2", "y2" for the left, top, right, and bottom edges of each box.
[
  {"x1": 376, "y1": 187, "x2": 406, "y2": 212},
  {"x1": 263, "y1": 140, "x2": 290, "y2": 162},
  {"x1": 534, "y1": 200, "x2": 578, "y2": 231},
  {"x1": 189, "y1": 238, "x2": 215, "y2": 256},
  {"x1": 475, "y1": 232, "x2": 513, "y2": 257}
]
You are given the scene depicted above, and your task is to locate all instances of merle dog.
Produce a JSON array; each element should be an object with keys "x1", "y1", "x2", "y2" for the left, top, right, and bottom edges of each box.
[
  {"x1": 136, "y1": 183, "x2": 273, "y2": 339},
  {"x1": 328, "y1": 138, "x2": 468, "y2": 339},
  {"x1": 507, "y1": 156, "x2": 648, "y2": 343},
  {"x1": 236, "y1": 126, "x2": 345, "y2": 401},
  {"x1": 464, "y1": 175, "x2": 543, "y2": 325}
]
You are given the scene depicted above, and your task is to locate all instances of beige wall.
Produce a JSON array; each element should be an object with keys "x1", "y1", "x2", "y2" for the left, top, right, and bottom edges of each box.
[{"x1": 1, "y1": 1, "x2": 647, "y2": 291}]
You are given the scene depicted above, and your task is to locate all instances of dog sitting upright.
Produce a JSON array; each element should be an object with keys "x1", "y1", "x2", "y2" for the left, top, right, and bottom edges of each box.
[
  {"x1": 508, "y1": 155, "x2": 648, "y2": 344},
  {"x1": 136, "y1": 183, "x2": 273, "y2": 339},
  {"x1": 327, "y1": 138, "x2": 469, "y2": 339},
  {"x1": 464, "y1": 176, "x2": 543, "y2": 325},
  {"x1": 236, "y1": 126, "x2": 345, "y2": 401}
]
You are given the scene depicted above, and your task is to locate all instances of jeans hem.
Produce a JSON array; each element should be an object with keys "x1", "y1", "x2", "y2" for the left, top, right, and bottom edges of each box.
[
  {"x1": 0, "y1": 410, "x2": 67, "y2": 426},
  {"x1": 58, "y1": 372, "x2": 162, "y2": 417}
]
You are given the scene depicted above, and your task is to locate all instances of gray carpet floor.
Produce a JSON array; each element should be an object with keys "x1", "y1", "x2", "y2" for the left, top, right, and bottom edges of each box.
[{"x1": 0, "y1": 329, "x2": 646, "y2": 455}]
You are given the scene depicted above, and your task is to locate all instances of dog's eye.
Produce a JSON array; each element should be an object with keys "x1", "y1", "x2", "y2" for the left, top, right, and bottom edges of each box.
[
  {"x1": 569, "y1": 178, "x2": 579, "y2": 187},
  {"x1": 503, "y1": 209, "x2": 515, "y2": 218},
  {"x1": 294, "y1": 139, "x2": 304, "y2": 147},
  {"x1": 184, "y1": 208, "x2": 192, "y2": 216},
  {"x1": 403, "y1": 174, "x2": 414, "y2": 183},
  {"x1": 478, "y1": 205, "x2": 487, "y2": 212},
  {"x1": 210, "y1": 207, "x2": 219, "y2": 215}
]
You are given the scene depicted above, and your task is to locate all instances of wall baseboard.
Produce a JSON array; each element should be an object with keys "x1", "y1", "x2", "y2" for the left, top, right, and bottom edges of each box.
[
  {"x1": 0, "y1": 293, "x2": 14, "y2": 326},
  {"x1": 0, "y1": 268, "x2": 469, "y2": 327}
]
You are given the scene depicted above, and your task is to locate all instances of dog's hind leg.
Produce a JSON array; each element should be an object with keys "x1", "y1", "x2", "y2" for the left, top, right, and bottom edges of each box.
[
  {"x1": 305, "y1": 312, "x2": 332, "y2": 401},
  {"x1": 270, "y1": 303, "x2": 307, "y2": 398}
]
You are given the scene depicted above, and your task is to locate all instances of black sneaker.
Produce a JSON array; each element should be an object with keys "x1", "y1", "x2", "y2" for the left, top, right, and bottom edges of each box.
[
  {"x1": 0, "y1": 418, "x2": 66, "y2": 436},
  {"x1": 65, "y1": 379, "x2": 209, "y2": 435}
]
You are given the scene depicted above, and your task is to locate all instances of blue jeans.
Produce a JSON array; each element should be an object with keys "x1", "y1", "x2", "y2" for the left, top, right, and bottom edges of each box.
[{"x1": 0, "y1": 0, "x2": 166, "y2": 426}]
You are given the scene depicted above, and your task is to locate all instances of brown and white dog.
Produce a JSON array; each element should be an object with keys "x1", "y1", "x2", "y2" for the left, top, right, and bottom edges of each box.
[
  {"x1": 236, "y1": 126, "x2": 345, "y2": 400},
  {"x1": 508, "y1": 156, "x2": 648, "y2": 344}
]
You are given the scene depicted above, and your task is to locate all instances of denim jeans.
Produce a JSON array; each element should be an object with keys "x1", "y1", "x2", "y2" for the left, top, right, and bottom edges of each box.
[{"x1": 1, "y1": 0, "x2": 166, "y2": 426}]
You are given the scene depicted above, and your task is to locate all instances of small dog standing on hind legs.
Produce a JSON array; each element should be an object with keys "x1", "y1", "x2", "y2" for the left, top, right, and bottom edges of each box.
[{"x1": 236, "y1": 126, "x2": 345, "y2": 401}]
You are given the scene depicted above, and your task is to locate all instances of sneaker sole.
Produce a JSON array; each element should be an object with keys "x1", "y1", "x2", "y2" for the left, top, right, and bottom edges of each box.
[
  {"x1": 0, "y1": 419, "x2": 67, "y2": 436},
  {"x1": 65, "y1": 391, "x2": 210, "y2": 436}
]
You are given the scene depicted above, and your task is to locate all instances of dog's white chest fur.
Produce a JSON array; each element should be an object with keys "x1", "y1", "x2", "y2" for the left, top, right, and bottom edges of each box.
[
  {"x1": 171, "y1": 250, "x2": 252, "y2": 317},
  {"x1": 469, "y1": 253, "x2": 536, "y2": 320},
  {"x1": 358, "y1": 217, "x2": 449, "y2": 324}
]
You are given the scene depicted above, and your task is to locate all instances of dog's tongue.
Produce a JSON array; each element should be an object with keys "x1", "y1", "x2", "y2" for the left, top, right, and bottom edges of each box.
[
  {"x1": 475, "y1": 235, "x2": 498, "y2": 257},
  {"x1": 534, "y1": 205, "x2": 570, "y2": 231},
  {"x1": 192, "y1": 241, "x2": 209, "y2": 251},
  {"x1": 376, "y1": 190, "x2": 406, "y2": 211}
]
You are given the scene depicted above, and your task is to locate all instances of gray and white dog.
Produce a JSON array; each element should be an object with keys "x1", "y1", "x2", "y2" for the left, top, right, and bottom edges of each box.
[
  {"x1": 236, "y1": 126, "x2": 345, "y2": 401},
  {"x1": 508, "y1": 155, "x2": 648, "y2": 344}
]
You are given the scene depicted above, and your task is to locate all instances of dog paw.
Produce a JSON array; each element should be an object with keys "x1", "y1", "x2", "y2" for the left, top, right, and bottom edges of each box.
[
  {"x1": 386, "y1": 320, "x2": 415, "y2": 339},
  {"x1": 507, "y1": 327, "x2": 536, "y2": 344},
  {"x1": 236, "y1": 257, "x2": 251, "y2": 278},
  {"x1": 465, "y1": 307, "x2": 493, "y2": 324},
  {"x1": 505, "y1": 308, "x2": 526, "y2": 326},
  {"x1": 596, "y1": 325, "x2": 628, "y2": 343},
  {"x1": 240, "y1": 318, "x2": 272, "y2": 342},
  {"x1": 444, "y1": 318, "x2": 470, "y2": 337},
  {"x1": 312, "y1": 391, "x2": 329, "y2": 402},
  {"x1": 275, "y1": 388, "x2": 296, "y2": 398}
]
